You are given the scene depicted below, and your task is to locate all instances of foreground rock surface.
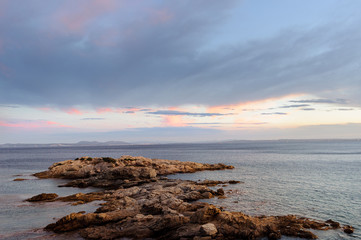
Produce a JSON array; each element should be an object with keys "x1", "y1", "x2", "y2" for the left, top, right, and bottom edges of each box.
[{"x1": 31, "y1": 156, "x2": 350, "y2": 240}]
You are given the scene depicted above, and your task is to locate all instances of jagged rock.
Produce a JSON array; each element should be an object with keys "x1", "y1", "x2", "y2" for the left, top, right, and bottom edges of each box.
[{"x1": 26, "y1": 193, "x2": 58, "y2": 202}]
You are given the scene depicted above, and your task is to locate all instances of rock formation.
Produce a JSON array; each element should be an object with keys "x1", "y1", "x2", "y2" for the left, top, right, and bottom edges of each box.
[{"x1": 28, "y1": 156, "x2": 352, "y2": 239}]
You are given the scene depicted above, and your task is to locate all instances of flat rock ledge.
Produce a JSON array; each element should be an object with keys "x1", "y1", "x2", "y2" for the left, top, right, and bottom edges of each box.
[{"x1": 28, "y1": 156, "x2": 352, "y2": 239}]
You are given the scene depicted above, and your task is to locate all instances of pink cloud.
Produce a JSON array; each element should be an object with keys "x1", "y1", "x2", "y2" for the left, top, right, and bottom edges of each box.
[
  {"x1": 37, "y1": 107, "x2": 53, "y2": 112},
  {"x1": 0, "y1": 120, "x2": 72, "y2": 129},
  {"x1": 66, "y1": 108, "x2": 83, "y2": 115},
  {"x1": 163, "y1": 115, "x2": 187, "y2": 127},
  {"x1": 55, "y1": 0, "x2": 118, "y2": 34},
  {"x1": 96, "y1": 107, "x2": 114, "y2": 114}
]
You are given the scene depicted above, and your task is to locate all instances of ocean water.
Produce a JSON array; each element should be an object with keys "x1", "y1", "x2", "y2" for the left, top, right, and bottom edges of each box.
[{"x1": 0, "y1": 140, "x2": 360, "y2": 239}]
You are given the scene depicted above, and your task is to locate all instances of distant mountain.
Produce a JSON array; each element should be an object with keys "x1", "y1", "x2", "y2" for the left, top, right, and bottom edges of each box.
[
  {"x1": 0, "y1": 141, "x2": 130, "y2": 148},
  {"x1": 75, "y1": 141, "x2": 129, "y2": 146}
]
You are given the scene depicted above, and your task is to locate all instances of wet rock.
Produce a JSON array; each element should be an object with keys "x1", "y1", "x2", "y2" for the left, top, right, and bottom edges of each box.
[
  {"x1": 56, "y1": 192, "x2": 106, "y2": 204},
  {"x1": 13, "y1": 178, "x2": 27, "y2": 181},
  {"x1": 216, "y1": 188, "x2": 224, "y2": 196},
  {"x1": 26, "y1": 193, "x2": 58, "y2": 202},
  {"x1": 326, "y1": 219, "x2": 340, "y2": 229},
  {"x1": 228, "y1": 180, "x2": 241, "y2": 184},
  {"x1": 344, "y1": 225, "x2": 354, "y2": 234},
  {"x1": 197, "y1": 180, "x2": 243, "y2": 186}
]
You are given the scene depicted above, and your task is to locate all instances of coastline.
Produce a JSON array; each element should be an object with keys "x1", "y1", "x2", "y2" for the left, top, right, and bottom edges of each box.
[{"x1": 25, "y1": 155, "x2": 353, "y2": 239}]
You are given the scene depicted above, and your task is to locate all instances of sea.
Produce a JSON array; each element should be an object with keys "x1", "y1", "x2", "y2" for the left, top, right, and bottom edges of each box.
[{"x1": 0, "y1": 139, "x2": 360, "y2": 239}]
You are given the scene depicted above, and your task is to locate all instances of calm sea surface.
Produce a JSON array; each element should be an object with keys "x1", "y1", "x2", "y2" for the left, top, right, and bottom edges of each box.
[{"x1": 0, "y1": 140, "x2": 360, "y2": 239}]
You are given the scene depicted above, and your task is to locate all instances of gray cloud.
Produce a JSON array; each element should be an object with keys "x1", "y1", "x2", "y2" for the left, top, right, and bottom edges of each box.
[
  {"x1": 302, "y1": 108, "x2": 316, "y2": 111},
  {"x1": 1, "y1": 1, "x2": 361, "y2": 108},
  {"x1": 81, "y1": 118, "x2": 105, "y2": 120},
  {"x1": 290, "y1": 99, "x2": 347, "y2": 104},
  {"x1": 279, "y1": 104, "x2": 310, "y2": 109},
  {"x1": 337, "y1": 108, "x2": 354, "y2": 111},
  {"x1": 147, "y1": 110, "x2": 233, "y2": 117},
  {"x1": 0, "y1": 105, "x2": 20, "y2": 108}
]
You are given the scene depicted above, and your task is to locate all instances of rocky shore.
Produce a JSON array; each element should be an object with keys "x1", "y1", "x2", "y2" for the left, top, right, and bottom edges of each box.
[{"x1": 28, "y1": 156, "x2": 353, "y2": 239}]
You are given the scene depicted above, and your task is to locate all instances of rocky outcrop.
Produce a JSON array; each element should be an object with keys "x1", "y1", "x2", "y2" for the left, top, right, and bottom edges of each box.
[
  {"x1": 30, "y1": 156, "x2": 352, "y2": 240},
  {"x1": 13, "y1": 178, "x2": 27, "y2": 181},
  {"x1": 34, "y1": 156, "x2": 233, "y2": 189},
  {"x1": 26, "y1": 193, "x2": 59, "y2": 202}
]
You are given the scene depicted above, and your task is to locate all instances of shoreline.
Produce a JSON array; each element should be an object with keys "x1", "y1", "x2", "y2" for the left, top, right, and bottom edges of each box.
[{"x1": 27, "y1": 156, "x2": 353, "y2": 239}]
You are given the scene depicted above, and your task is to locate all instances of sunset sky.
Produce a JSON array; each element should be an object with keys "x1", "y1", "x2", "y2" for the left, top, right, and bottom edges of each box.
[{"x1": 1, "y1": 0, "x2": 361, "y2": 144}]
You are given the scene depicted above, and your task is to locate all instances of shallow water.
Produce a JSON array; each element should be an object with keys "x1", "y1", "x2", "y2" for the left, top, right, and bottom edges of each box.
[{"x1": 0, "y1": 140, "x2": 360, "y2": 239}]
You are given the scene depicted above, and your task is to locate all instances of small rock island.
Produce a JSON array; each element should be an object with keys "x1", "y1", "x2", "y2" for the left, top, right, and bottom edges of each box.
[{"x1": 29, "y1": 156, "x2": 353, "y2": 239}]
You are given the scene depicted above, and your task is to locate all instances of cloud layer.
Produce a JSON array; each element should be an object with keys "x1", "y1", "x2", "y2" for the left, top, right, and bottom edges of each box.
[{"x1": 1, "y1": 0, "x2": 361, "y2": 110}]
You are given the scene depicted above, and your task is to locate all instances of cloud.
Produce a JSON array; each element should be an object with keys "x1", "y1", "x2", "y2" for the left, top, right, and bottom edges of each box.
[
  {"x1": 81, "y1": 117, "x2": 105, "y2": 120},
  {"x1": 66, "y1": 108, "x2": 83, "y2": 115},
  {"x1": 0, "y1": 105, "x2": 19, "y2": 108},
  {"x1": 189, "y1": 122, "x2": 267, "y2": 125},
  {"x1": 0, "y1": 120, "x2": 72, "y2": 129},
  {"x1": 302, "y1": 108, "x2": 316, "y2": 111},
  {"x1": 290, "y1": 99, "x2": 347, "y2": 104},
  {"x1": 279, "y1": 104, "x2": 310, "y2": 108},
  {"x1": 147, "y1": 110, "x2": 233, "y2": 117},
  {"x1": 1, "y1": 1, "x2": 361, "y2": 108},
  {"x1": 337, "y1": 108, "x2": 354, "y2": 111},
  {"x1": 54, "y1": 0, "x2": 119, "y2": 34},
  {"x1": 261, "y1": 112, "x2": 287, "y2": 115}
]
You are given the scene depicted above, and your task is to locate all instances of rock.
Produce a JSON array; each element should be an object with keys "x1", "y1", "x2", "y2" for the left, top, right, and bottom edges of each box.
[
  {"x1": 201, "y1": 192, "x2": 213, "y2": 199},
  {"x1": 56, "y1": 192, "x2": 105, "y2": 204},
  {"x1": 33, "y1": 156, "x2": 233, "y2": 189},
  {"x1": 216, "y1": 188, "x2": 224, "y2": 196},
  {"x1": 28, "y1": 155, "x2": 351, "y2": 240},
  {"x1": 326, "y1": 219, "x2": 340, "y2": 229},
  {"x1": 344, "y1": 225, "x2": 354, "y2": 234},
  {"x1": 191, "y1": 206, "x2": 221, "y2": 224},
  {"x1": 200, "y1": 223, "x2": 217, "y2": 236},
  {"x1": 13, "y1": 178, "x2": 27, "y2": 181},
  {"x1": 193, "y1": 236, "x2": 212, "y2": 240},
  {"x1": 46, "y1": 210, "x2": 137, "y2": 233},
  {"x1": 26, "y1": 193, "x2": 58, "y2": 202},
  {"x1": 268, "y1": 232, "x2": 281, "y2": 240},
  {"x1": 228, "y1": 180, "x2": 241, "y2": 184}
]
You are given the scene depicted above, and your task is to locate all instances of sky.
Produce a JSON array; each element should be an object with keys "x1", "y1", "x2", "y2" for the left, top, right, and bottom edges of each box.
[{"x1": 1, "y1": 0, "x2": 361, "y2": 144}]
